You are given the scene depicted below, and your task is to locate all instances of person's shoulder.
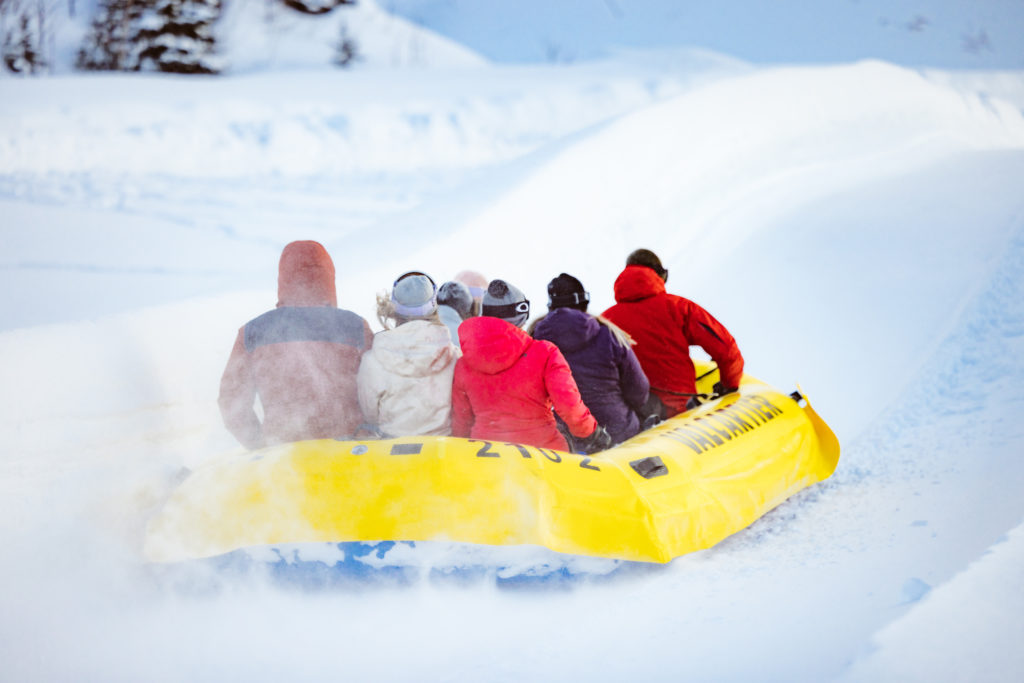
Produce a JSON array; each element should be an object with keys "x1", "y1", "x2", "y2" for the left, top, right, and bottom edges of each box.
[
  {"x1": 530, "y1": 336, "x2": 560, "y2": 355},
  {"x1": 666, "y1": 293, "x2": 706, "y2": 314},
  {"x1": 335, "y1": 307, "x2": 371, "y2": 323},
  {"x1": 243, "y1": 307, "x2": 277, "y2": 327},
  {"x1": 437, "y1": 304, "x2": 462, "y2": 323},
  {"x1": 531, "y1": 336, "x2": 572, "y2": 366},
  {"x1": 406, "y1": 318, "x2": 456, "y2": 344}
]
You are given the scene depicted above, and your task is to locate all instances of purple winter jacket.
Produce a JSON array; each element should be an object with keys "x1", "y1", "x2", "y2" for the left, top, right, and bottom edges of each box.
[{"x1": 533, "y1": 307, "x2": 650, "y2": 444}]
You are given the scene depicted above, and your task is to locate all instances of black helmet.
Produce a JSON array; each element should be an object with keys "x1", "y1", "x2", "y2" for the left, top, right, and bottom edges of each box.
[{"x1": 547, "y1": 273, "x2": 590, "y2": 311}]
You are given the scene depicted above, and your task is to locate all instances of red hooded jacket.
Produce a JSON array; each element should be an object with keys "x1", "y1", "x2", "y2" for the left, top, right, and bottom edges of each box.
[
  {"x1": 451, "y1": 316, "x2": 598, "y2": 450},
  {"x1": 601, "y1": 265, "x2": 744, "y2": 416},
  {"x1": 218, "y1": 241, "x2": 374, "y2": 449}
]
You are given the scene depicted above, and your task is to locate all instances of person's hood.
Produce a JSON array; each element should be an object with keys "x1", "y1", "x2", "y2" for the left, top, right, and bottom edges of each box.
[
  {"x1": 459, "y1": 316, "x2": 532, "y2": 375},
  {"x1": 371, "y1": 321, "x2": 457, "y2": 378},
  {"x1": 277, "y1": 240, "x2": 337, "y2": 307},
  {"x1": 613, "y1": 265, "x2": 665, "y2": 303},
  {"x1": 533, "y1": 307, "x2": 600, "y2": 353}
]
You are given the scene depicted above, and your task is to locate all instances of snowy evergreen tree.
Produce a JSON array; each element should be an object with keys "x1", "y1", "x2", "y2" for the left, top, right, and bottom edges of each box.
[
  {"x1": 2, "y1": 0, "x2": 50, "y2": 75},
  {"x1": 135, "y1": 0, "x2": 223, "y2": 74},
  {"x1": 76, "y1": 0, "x2": 151, "y2": 71},
  {"x1": 280, "y1": 0, "x2": 353, "y2": 16},
  {"x1": 332, "y1": 20, "x2": 358, "y2": 68},
  {"x1": 77, "y1": 0, "x2": 222, "y2": 74}
]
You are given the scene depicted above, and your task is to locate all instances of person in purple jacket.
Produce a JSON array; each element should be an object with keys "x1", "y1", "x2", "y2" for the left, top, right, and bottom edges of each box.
[{"x1": 533, "y1": 273, "x2": 651, "y2": 446}]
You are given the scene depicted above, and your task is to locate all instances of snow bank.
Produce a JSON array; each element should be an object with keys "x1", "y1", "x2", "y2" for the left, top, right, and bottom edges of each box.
[
  {"x1": 219, "y1": 0, "x2": 489, "y2": 72},
  {"x1": 2, "y1": 36, "x2": 1024, "y2": 683},
  {"x1": 839, "y1": 520, "x2": 1024, "y2": 682},
  {"x1": 387, "y1": 61, "x2": 1024, "y2": 440},
  {"x1": 0, "y1": 58, "x2": 737, "y2": 178},
  {"x1": 403, "y1": 59, "x2": 1024, "y2": 277}
]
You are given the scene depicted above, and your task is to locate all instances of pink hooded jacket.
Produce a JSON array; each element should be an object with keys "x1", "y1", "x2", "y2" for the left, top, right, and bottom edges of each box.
[{"x1": 451, "y1": 316, "x2": 598, "y2": 450}]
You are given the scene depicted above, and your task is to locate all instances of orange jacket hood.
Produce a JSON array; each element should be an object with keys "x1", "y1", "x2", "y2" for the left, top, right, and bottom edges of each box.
[{"x1": 277, "y1": 240, "x2": 337, "y2": 308}]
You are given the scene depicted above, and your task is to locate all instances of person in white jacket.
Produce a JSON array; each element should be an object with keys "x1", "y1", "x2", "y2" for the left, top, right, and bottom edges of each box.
[{"x1": 357, "y1": 271, "x2": 460, "y2": 437}]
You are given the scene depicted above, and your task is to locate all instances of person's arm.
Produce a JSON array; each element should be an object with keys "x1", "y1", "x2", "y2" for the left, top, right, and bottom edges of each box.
[
  {"x1": 217, "y1": 329, "x2": 265, "y2": 450},
  {"x1": 618, "y1": 341, "x2": 651, "y2": 413},
  {"x1": 449, "y1": 362, "x2": 473, "y2": 437},
  {"x1": 541, "y1": 342, "x2": 598, "y2": 439},
  {"x1": 356, "y1": 352, "x2": 382, "y2": 427},
  {"x1": 681, "y1": 299, "x2": 744, "y2": 390},
  {"x1": 361, "y1": 318, "x2": 375, "y2": 350}
]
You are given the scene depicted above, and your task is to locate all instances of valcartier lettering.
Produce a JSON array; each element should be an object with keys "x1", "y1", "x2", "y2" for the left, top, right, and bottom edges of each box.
[{"x1": 664, "y1": 395, "x2": 787, "y2": 455}]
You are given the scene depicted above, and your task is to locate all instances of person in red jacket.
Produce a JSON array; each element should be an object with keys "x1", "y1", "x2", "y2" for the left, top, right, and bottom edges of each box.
[
  {"x1": 601, "y1": 249, "x2": 744, "y2": 417},
  {"x1": 451, "y1": 279, "x2": 611, "y2": 453},
  {"x1": 218, "y1": 240, "x2": 374, "y2": 449}
]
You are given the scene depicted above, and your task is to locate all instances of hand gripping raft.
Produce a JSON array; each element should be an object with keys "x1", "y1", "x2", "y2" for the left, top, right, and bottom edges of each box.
[{"x1": 144, "y1": 363, "x2": 839, "y2": 564}]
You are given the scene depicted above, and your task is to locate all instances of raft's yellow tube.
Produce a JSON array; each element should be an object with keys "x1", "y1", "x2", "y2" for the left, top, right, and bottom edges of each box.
[{"x1": 144, "y1": 364, "x2": 839, "y2": 564}]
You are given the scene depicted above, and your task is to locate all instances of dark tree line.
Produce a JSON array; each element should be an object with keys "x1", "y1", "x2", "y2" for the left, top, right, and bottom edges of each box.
[
  {"x1": 2, "y1": 0, "x2": 52, "y2": 74},
  {"x1": 1, "y1": 0, "x2": 360, "y2": 75},
  {"x1": 76, "y1": 0, "x2": 224, "y2": 74}
]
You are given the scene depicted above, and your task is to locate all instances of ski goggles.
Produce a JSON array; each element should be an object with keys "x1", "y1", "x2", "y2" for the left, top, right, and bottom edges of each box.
[
  {"x1": 392, "y1": 271, "x2": 438, "y2": 318},
  {"x1": 548, "y1": 291, "x2": 590, "y2": 308},
  {"x1": 482, "y1": 299, "x2": 530, "y2": 319}
]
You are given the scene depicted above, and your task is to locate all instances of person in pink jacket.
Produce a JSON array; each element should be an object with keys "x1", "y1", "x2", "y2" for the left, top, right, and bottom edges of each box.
[{"x1": 451, "y1": 279, "x2": 611, "y2": 453}]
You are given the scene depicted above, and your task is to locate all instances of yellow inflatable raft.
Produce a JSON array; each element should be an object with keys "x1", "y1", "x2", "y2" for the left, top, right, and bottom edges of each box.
[{"x1": 144, "y1": 363, "x2": 839, "y2": 564}]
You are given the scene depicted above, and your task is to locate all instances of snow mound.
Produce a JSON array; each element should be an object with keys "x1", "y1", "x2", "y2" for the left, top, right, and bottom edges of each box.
[
  {"x1": 219, "y1": 0, "x2": 488, "y2": 73},
  {"x1": 395, "y1": 60, "x2": 1024, "y2": 340},
  {"x1": 839, "y1": 520, "x2": 1024, "y2": 682}
]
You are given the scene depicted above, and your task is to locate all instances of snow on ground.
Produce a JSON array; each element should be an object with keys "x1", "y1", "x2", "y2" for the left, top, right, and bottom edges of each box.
[
  {"x1": 839, "y1": 519, "x2": 1024, "y2": 682},
  {"x1": 2, "y1": 2, "x2": 1024, "y2": 681}
]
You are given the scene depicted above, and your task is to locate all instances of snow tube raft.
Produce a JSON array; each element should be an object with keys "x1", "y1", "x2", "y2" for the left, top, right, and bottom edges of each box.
[{"x1": 144, "y1": 362, "x2": 839, "y2": 564}]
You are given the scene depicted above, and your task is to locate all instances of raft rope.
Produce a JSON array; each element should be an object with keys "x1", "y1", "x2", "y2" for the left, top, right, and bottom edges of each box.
[{"x1": 651, "y1": 366, "x2": 720, "y2": 400}]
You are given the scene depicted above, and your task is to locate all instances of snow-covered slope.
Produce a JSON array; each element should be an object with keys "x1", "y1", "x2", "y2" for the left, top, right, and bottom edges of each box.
[
  {"x1": 0, "y1": 49, "x2": 748, "y2": 330},
  {"x1": 218, "y1": 0, "x2": 489, "y2": 72},
  {"x1": 839, "y1": 519, "x2": 1024, "y2": 682},
  {"x1": 2, "y1": 3, "x2": 1024, "y2": 682}
]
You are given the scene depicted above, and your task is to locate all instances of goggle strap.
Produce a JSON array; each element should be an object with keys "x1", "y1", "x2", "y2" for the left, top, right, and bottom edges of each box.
[
  {"x1": 548, "y1": 291, "x2": 590, "y2": 307},
  {"x1": 483, "y1": 300, "x2": 530, "y2": 318}
]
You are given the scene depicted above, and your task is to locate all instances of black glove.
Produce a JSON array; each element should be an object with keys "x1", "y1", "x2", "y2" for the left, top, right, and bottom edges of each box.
[
  {"x1": 641, "y1": 393, "x2": 667, "y2": 421},
  {"x1": 641, "y1": 413, "x2": 662, "y2": 431},
  {"x1": 579, "y1": 425, "x2": 612, "y2": 454},
  {"x1": 712, "y1": 381, "x2": 738, "y2": 398}
]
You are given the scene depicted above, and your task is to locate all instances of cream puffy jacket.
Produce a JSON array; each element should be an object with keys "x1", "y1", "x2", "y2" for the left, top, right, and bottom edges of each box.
[{"x1": 357, "y1": 320, "x2": 459, "y2": 437}]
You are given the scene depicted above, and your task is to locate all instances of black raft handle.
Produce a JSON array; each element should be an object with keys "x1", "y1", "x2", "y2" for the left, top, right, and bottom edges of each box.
[{"x1": 630, "y1": 456, "x2": 669, "y2": 479}]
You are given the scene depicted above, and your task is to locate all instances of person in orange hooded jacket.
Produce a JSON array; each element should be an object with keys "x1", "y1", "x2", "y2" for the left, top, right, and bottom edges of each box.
[
  {"x1": 601, "y1": 249, "x2": 744, "y2": 417},
  {"x1": 218, "y1": 240, "x2": 374, "y2": 449},
  {"x1": 451, "y1": 279, "x2": 611, "y2": 453}
]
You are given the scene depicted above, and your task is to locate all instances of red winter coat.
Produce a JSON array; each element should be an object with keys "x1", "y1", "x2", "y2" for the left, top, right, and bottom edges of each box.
[
  {"x1": 451, "y1": 316, "x2": 598, "y2": 450},
  {"x1": 218, "y1": 241, "x2": 374, "y2": 449},
  {"x1": 601, "y1": 265, "x2": 744, "y2": 417}
]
